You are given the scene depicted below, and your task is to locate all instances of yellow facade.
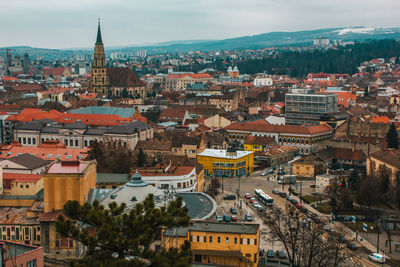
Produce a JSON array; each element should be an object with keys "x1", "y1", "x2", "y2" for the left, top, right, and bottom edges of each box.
[
  {"x1": 43, "y1": 161, "x2": 97, "y2": 213},
  {"x1": 197, "y1": 168, "x2": 205, "y2": 192},
  {"x1": 9, "y1": 178, "x2": 43, "y2": 196},
  {"x1": 163, "y1": 223, "x2": 260, "y2": 267},
  {"x1": 293, "y1": 162, "x2": 316, "y2": 178},
  {"x1": 244, "y1": 144, "x2": 262, "y2": 152},
  {"x1": 197, "y1": 151, "x2": 254, "y2": 178},
  {"x1": 367, "y1": 156, "x2": 399, "y2": 183}
]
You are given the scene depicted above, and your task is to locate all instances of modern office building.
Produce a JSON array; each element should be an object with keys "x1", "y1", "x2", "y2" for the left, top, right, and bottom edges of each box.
[{"x1": 285, "y1": 88, "x2": 338, "y2": 125}]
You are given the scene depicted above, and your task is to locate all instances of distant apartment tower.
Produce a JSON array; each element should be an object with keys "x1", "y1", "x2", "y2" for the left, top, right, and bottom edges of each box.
[
  {"x1": 285, "y1": 88, "x2": 338, "y2": 125},
  {"x1": 314, "y1": 37, "x2": 329, "y2": 46}
]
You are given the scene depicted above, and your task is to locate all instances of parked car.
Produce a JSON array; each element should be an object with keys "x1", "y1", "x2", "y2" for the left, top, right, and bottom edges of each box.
[
  {"x1": 287, "y1": 195, "x2": 294, "y2": 201},
  {"x1": 245, "y1": 214, "x2": 253, "y2": 222},
  {"x1": 250, "y1": 197, "x2": 257, "y2": 203},
  {"x1": 252, "y1": 202, "x2": 260, "y2": 208},
  {"x1": 278, "y1": 170, "x2": 285, "y2": 176},
  {"x1": 296, "y1": 203, "x2": 303, "y2": 209},
  {"x1": 267, "y1": 167, "x2": 275, "y2": 174},
  {"x1": 261, "y1": 171, "x2": 268, "y2": 176},
  {"x1": 223, "y1": 194, "x2": 236, "y2": 200},
  {"x1": 230, "y1": 207, "x2": 238, "y2": 214},
  {"x1": 216, "y1": 215, "x2": 223, "y2": 222},
  {"x1": 347, "y1": 243, "x2": 357, "y2": 250},
  {"x1": 267, "y1": 250, "x2": 275, "y2": 258},
  {"x1": 345, "y1": 216, "x2": 353, "y2": 222},
  {"x1": 231, "y1": 215, "x2": 237, "y2": 222},
  {"x1": 223, "y1": 214, "x2": 231, "y2": 222},
  {"x1": 244, "y1": 193, "x2": 252, "y2": 199},
  {"x1": 257, "y1": 206, "x2": 264, "y2": 212},
  {"x1": 279, "y1": 192, "x2": 287, "y2": 198},
  {"x1": 368, "y1": 253, "x2": 386, "y2": 263},
  {"x1": 275, "y1": 250, "x2": 286, "y2": 259},
  {"x1": 272, "y1": 189, "x2": 279, "y2": 194}
]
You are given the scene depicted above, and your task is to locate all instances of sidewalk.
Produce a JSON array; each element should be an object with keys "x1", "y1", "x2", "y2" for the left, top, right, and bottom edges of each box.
[{"x1": 288, "y1": 191, "x2": 384, "y2": 258}]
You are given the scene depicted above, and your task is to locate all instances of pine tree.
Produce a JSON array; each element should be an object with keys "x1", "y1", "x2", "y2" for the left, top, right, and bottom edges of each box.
[
  {"x1": 137, "y1": 148, "x2": 146, "y2": 167},
  {"x1": 56, "y1": 195, "x2": 191, "y2": 266},
  {"x1": 386, "y1": 123, "x2": 399, "y2": 149}
]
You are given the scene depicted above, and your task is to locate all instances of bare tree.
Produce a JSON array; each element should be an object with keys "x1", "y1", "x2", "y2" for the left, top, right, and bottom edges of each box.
[{"x1": 262, "y1": 208, "x2": 346, "y2": 267}]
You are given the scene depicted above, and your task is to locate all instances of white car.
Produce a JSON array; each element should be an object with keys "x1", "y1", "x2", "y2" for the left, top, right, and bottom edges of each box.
[{"x1": 368, "y1": 253, "x2": 385, "y2": 263}]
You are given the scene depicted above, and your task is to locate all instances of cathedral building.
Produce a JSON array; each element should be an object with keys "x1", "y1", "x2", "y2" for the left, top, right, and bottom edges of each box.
[{"x1": 91, "y1": 21, "x2": 146, "y2": 100}]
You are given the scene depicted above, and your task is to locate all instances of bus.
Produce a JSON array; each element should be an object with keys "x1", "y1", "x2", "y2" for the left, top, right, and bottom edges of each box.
[{"x1": 254, "y1": 189, "x2": 274, "y2": 206}]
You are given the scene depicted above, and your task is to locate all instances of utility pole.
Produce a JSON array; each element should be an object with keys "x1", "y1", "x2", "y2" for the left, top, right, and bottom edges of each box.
[{"x1": 377, "y1": 218, "x2": 381, "y2": 253}]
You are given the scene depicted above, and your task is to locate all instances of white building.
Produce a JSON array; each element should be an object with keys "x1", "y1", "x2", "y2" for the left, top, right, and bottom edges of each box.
[
  {"x1": 253, "y1": 76, "x2": 273, "y2": 87},
  {"x1": 315, "y1": 174, "x2": 337, "y2": 193}
]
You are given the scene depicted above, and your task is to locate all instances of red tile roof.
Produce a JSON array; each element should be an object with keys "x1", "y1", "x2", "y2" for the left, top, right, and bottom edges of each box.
[
  {"x1": 6, "y1": 108, "x2": 62, "y2": 122},
  {"x1": 40, "y1": 87, "x2": 74, "y2": 95},
  {"x1": 166, "y1": 73, "x2": 212, "y2": 79},
  {"x1": 1, "y1": 76, "x2": 18, "y2": 82},
  {"x1": 0, "y1": 141, "x2": 89, "y2": 161},
  {"x1": 159, "y1": 108, "x2": 187, "y2": 122},
  {"x1": 46, "y1": 160, "x2": 90, "y2": 174},
  {"x1": 42, "y1": 67, "x2": 66, "y2": 77},
  {"x1": 3, "y1": 173, "x2": 43, "y2": 183},
  {"x1": 5, "y1": 83, "x2": 45, "y2": 92},
  {"x1": 55, "y1": 113, "x2": 134, "y2": 126},
  {"x1": 371, "y1": 115, "x2": 390, "y2": 124},
  {"x1": 318, "y1": 91, "x2": 356, "y2": 107}
]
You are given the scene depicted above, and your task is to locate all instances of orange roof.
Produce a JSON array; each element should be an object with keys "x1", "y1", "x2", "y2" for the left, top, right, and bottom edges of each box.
[
  {"x1": 42, "y1": 67, "x2": 65, "y2": 76},
  {"x1": 3, "y1": 173, "x2": 43, "y2": 183},
  {"x1": 1, "y1": 76, "x2": 18, "y2": 82},
  {"x1": 318, "y1": 91, "x2": 356, "y2": 107},
  {"x1": 6, "y1": 108, "x2": 62, "y2": 122},
  {"x1": 0, "y1": 141, "x2": 89, "y2": 161},
  {"x1": 371, "y1": 115, "x2": 390, "y2": 124},
  {"x1": 79, "y1": 93, "x2": 97, "y2": 99}
]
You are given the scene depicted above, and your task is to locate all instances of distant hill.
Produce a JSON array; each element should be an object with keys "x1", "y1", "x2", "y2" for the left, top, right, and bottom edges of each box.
[{"x1": 1, "y1": 27, "x2": 400, "y2": 58}]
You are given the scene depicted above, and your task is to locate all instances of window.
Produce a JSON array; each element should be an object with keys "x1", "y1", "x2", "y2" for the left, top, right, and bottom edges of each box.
[
  {"x1": 247, "y1": 238, "x2": 250, "y2": 245},
  {"x1": 23, "y1": 137, "x2": 26, "y2": 144},
  {"x1": 217, "y1": 236, "x2": 221, "y2": 243},
  {"x1": 209, "y1": 236, "x2": 212, "y2": 243},
  {"x1": 28, "y1": 137, "x2": 31, "y2": 144},
  {"x1": 203, "y1": 236, "x2": 206, "y2": 242},
  {"x1": 75, "y1": 139, "x2": 78, "y2": 147},
  {"x1": 177, "y1": 183, "x2": 181, "y2": 188},
  {"x1": 234, "y1": 237, "x2": 237, "y2": 244},
  {"x1": 69, "y1": 240, "x2": 73, "y2": 248},
  {"x1": 226, "y1": 237, "x2": 229, "y2": 244},
  {"x1": 20, "y1": 184, "x2": 23, "y2": 188},
  {"x1": 26, "y1": 184, "x2": 29, "y2": 188},
  {"x1": 254, "y1": 239, "x2": 257, "y2": 245},
  {"x1": 32, "y1": 138, "x2": 36, "y2": 145},
  {"x1": 196, "y1": 236, "x2": 200, "y2": 242},
  {"x1": 240, "y1": 238, "x2": 243, "y2": 244}
]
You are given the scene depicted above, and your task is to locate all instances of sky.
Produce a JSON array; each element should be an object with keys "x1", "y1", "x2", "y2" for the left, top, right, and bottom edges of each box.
[{"x1": 0, "y1": 0, "x2": 399, "y2": 49}]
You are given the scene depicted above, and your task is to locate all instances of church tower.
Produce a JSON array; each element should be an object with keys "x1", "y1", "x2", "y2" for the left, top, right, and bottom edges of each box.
[{"x1": 91, "y1": 19, "x2": 108, "y2": 94}]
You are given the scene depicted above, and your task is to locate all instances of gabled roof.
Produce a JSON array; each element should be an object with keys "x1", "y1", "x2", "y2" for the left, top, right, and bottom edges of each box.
[
  {"x1": 5, "y1": 153, "x2": 50, "y2": 170},
  {"x1": 107, "y1": 67, "x2": 145, "y2": 87},
  {"x1": 370, "y1": 149, "x2": 400, "y2": 169},
  {"x1": 3, "y1": 173, "x2": 43, "y2": 183},
  {"x1": 159, "y1": 108, "x2": 187, "y2": 122}
]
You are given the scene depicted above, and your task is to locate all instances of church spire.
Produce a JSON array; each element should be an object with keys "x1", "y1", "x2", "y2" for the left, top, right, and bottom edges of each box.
[{"x1": 96, "y1": 18, "x2": 103, "y2": 44}]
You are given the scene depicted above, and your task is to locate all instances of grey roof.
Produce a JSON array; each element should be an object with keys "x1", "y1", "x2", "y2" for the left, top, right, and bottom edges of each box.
[
  {"x1": 3, "y1": 241, "x2": 40, "y2": 258},
  {"x1": 16, "y1": 121, "x2": 43, "y2": 131},
  {"x1": 66, "y1": 121, "x2": 87, "y2": 129},
  {"x1": 97, "y1": 173, "x2": 130, "y2": 184},
  {"x1": 100, "y1": 172, "x2": 166, "y2": 210},
  {"x1": 7, "y1": 153, "x2": 50, "y2": 169},
  {"x1": 85, "y1": 127, "x2": 107, "y2": 135},
  {"x1": 189, "y1": 221, "x2": 259, "y2": 234},
  {"x1": 69, "y1": 106, "x2": 136, "y2": 118},
  {"x1": 163, "y1": 222, "x2": 260, "y2": 237},
  {"x1": 41, "y1": 126, "x2": 60, "y2": 133},
  {"x1": 105, "y1": 121, "x2": 148, "y2": 135},
  {"x1": 178, "y1": 192, "x2": 216, "y2": 220}
]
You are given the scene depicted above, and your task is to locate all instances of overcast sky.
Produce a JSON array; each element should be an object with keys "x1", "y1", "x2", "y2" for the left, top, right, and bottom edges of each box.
[{"x1": 0, "y1": 0, "x2": 399, "y2": 49}]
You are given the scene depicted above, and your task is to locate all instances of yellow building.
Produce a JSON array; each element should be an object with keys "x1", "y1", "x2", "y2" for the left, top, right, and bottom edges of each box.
[
  {"x1": 244, "y1": 136, "x2": 276, "y2": 152},
  {"x1": 367, "y1": 149, "x2": 400, "y2": 183},
  {"x1": 197, "y1": 149, "x2": 254, "y2": 178},
  {"x1": 293, "y1": 154, "x2": 325, "y2": 178},
  {"x1": 163, "y1": 222, "x2": 260, "y2": 267},
  {"x1": 43, "y1": 160, "x2": 97, "y2": 213},
  {"x1": 171, "y1": 136, "x2": 205, "y2": 160}
]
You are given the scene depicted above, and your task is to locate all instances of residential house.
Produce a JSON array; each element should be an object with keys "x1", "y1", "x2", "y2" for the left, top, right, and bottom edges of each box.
[
  {"x1": 0, "y1": 240, "x2": 43, "y2": 267},
  {"x1": 0, "y1": 154, "x2": 50, "y2": 174},
  {"x1": 367, "y1": 149, "x2": 400, "y2": 183},
  {"x1": 159, "y1": 108, "x2": 191, "y2": 125}
]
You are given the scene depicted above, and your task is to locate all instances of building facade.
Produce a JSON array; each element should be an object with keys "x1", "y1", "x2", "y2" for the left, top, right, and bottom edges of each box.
[
  {"x1": 197, "y1": 149, "x2": 254, "y2": 178},
  {"x1": 285, "y1": 88, "x2": 338, "y2": 125},
  {"x1": 163, "y1": 222, "x2": 260, "y2": 267}
]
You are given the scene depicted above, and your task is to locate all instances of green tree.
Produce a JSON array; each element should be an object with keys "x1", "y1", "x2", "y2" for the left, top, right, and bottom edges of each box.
[
  {"x1": 386, "y1": 123, "x2": 399, "y2": 149},
  {"x1": 56, "y1": 195, "x2": 191, "y2": 267}
]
